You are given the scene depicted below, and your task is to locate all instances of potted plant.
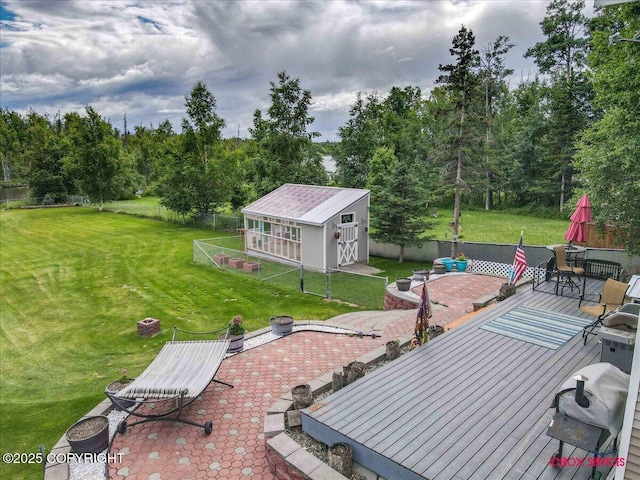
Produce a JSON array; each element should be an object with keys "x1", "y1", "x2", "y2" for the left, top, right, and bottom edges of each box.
[
  {"x1": 440, "y1": 257, "x2": 454, "y2": 272},
  {"x1": 65, "y1": 415, "x2": 109, "y2": 454},
  {"x1": 333, "y1": 231, "x2": 341, "y2": 239},
  {"x1": 455, "y1": 253, "x2": 468, "y2": 272},
  {"x1": 105, "y1": 368, "x2": 135, "y2": 411},
  {"x1": 270, "y1": 315, "x2": 294, "y2": 335},
  {"x1": 219, "y1": 315, "x2": 245, "y2": 353}
]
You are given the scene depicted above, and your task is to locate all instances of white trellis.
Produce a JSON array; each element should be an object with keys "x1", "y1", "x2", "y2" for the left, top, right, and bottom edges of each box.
[{"x1": 470, "y1": 259, "x2": 545, "y2": 283}]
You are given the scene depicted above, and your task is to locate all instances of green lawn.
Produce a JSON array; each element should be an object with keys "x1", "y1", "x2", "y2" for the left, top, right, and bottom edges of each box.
[
  {"x1": 0, "y1": 204, "x2": 572, "y2": 479},
  {"x1": 425, "y1": 209, "x2": 569, "y2": 246},
  {"x1": 0, "y1": 207, "x2": 359, "y2": 480},
  {"x1": 102, "y1": 197, "x2": 571, "y2": 246}
]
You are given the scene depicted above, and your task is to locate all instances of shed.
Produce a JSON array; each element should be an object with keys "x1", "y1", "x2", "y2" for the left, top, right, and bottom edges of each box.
[{"x1": 241, "y1": 184, "x2": 370, "y2": 271}]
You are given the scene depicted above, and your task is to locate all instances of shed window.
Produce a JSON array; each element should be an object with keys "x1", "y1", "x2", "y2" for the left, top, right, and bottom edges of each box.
[{"x1": 341, "y1": 213, "x2": 355, "y2": 224}]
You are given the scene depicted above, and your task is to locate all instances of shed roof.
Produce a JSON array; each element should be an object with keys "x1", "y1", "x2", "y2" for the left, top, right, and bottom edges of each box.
[{"x1": 241, "y1": 184, "x2": 370, "y2": 226}]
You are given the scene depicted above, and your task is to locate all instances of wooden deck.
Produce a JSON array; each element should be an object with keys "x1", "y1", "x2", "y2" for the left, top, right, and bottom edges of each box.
[{"x1": 303, "y1": 278, "x2": 620, "y2": 480}]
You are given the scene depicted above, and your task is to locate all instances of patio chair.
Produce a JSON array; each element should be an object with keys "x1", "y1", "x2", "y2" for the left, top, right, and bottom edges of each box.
[
  {"x1": 108, "y1": 326, "x2": 233, "y2": 435},
  {"x1": 580, "y1": 279, "x2": 629, "y2": 345},
  {"x1": 553, "y1": 245, "x2": 585, "y2": 296}
]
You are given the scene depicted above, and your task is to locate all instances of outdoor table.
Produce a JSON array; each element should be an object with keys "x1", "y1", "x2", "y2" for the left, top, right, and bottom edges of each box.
[{"x1": 546, "y1": 244, "x2": 587, "y2": 267}]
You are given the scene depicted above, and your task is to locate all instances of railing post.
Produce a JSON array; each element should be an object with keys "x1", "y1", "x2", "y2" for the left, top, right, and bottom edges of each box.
[{"x1": 300, "y1": 265, "x2": 304, "y2": 292}]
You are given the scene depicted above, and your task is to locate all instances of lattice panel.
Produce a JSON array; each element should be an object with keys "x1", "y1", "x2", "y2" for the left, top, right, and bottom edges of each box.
[{"x1": 470, "y1": 260, "x2": 545, "y2": 283}]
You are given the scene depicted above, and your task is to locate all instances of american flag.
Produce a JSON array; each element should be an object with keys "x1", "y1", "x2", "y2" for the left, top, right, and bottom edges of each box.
[{"x1": 509, "y1": 234, "x2": 527, "y2": 285}]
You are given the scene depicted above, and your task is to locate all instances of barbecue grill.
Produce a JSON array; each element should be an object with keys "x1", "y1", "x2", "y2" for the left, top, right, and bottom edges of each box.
[{"x1": 547, "y1": 362, "x2": 630, "y2": 479}]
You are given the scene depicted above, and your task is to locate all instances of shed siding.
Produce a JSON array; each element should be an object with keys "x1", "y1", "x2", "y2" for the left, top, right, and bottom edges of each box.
[
  {"x1": 625, "y1": 387, "x2": 640, "y2": 480},
  {"x1": 301, "y1": 225, "x2": 324, "y2": 270}
]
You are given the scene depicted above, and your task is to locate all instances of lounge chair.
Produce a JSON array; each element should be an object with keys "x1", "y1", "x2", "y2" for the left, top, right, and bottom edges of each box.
[{"x1": 108, "y1": 326, "x2": 232, "y2": 435}]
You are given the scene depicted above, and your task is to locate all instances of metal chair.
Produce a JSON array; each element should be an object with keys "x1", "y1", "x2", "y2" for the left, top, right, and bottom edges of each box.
[
  {"x1": 580, "y1": 279, "x2": 629, "y2": 345},
  {"x1": 553, "y1": 245, "x2": 585, "y2": 296}
]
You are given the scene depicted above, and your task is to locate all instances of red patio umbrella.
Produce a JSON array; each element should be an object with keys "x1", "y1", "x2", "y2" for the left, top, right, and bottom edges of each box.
[{"x1": 564, "y1": 195, "x2": 592, "y2": 244}]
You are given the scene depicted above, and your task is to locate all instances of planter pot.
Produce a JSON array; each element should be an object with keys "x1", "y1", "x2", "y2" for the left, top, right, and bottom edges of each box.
[
  {"x1": 291, "y1": 384, "x2": 313, "y2": 410},
  {"x1": 413, "y1": 269, "x2": 430, "y2": 282},
  {"x1": 395, "y1": 278, "x2": 412, "y2": 292},
  {"x1": 270, "y1": 315, "x2": 294, "y2": 336},
  {"x1": 428, "y1": 325, "x2": 445, "y2": 340},
  {"x1": 455, "y1": 259, "x2": 468, "y2": 272},
  {"x1": 433, "y1": 263, "x2": 447, "y2": 274},
  {"x1": 386, "y1": 341, "x2": 400, "y2": 360},
  {"x1": 218, "y1": 333, "x2": 245, "y2": 353},
  {"x1": 440, "y1": 258, "x2": 454, "y2": 272},
  {"x1": 65, "y1": 415, "x2": 109, "y2": 454},
  {"x1": 328, "y1": 443, "x2": 353, "y2": 477},
  {"x1": 105, "y1": 379, "x2": 135, "y2": 411}
]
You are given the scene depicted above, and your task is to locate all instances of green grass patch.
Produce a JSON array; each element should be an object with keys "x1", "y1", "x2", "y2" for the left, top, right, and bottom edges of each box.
[
  {"x1": 425, "y1": 209, "x2": 569, "y2": 246},
  {"x1": 0, "y1": 207, "x2": 359, "y2": 480}
]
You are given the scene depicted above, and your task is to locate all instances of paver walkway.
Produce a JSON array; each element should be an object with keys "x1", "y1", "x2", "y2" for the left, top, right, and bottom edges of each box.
[{"x1": 108, "y1": 273, "x2": 505, "y2": 480}]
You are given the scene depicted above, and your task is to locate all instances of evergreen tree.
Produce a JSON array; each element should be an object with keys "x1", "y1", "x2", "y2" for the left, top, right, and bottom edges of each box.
[
  {"x1": 437, "y1": 25, "x2": 480, "y2": 256},
  {"x1": 525, "y1": 0, "x2": 592, "y2": 211},
  {"x1": 367, "y1": 147, "x2": 432, "y2": 263}
]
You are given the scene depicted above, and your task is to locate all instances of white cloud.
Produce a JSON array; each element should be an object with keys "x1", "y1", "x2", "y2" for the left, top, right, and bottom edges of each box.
[{"x1": 0, "y1": 0, "x2": 593, "y2": 140}]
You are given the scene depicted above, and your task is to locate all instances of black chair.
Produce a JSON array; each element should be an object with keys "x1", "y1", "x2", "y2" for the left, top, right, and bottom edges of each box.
[{"x1": 553, "y1": 245, "x2": 585, "y2": 296}]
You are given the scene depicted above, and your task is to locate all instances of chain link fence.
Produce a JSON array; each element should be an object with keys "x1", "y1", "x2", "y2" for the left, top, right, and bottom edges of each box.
[{"x1": 193, "y1": 238, "x2": 387, "y2": 309}]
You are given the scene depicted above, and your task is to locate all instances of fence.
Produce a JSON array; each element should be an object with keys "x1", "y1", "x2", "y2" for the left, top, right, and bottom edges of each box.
[
  {"x1": 3, "y1": 195, "x2": 90, "y2": 209},
  {"x1": 193, "y1": 238, "x2": 388, "y2": 310}
]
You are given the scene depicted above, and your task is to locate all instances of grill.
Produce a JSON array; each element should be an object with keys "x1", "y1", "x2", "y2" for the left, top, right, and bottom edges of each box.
[{"x1": 546, "y1": 363, "x2": 630, "y2": 479}]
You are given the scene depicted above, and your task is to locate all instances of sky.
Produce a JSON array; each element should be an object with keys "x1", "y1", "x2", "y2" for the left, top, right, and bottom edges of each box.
[{"x1": 0, "y1": 0, "x2": 597, "y2": 141}]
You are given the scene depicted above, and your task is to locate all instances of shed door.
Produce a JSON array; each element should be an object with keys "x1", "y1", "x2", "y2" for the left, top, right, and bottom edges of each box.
[{"x1": 337, "y1": 222, "x2": 358, "y2": 267}]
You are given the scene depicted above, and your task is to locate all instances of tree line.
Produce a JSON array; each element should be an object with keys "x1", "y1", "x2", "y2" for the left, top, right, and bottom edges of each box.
[{"x1": 0, "y1": 0, "x2": 637, "y2": 253}]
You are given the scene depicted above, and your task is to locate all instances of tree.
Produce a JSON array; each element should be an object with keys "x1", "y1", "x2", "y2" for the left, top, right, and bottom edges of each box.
[
  {"x1": 24, "y1": 111, "x2": 70, "y2": 201},
  {"x1": 437, "y1": 25, "x2": 480, "y2": 256},
  {"x1": 335, "y1": 92, "x2": 382, "y2": 188},
  {"x1": 160, "y1": 82, "x2": 232, "y2": 215},
  {"x1": 251, "y1": 71, "x2": 327, "y2": 195},
  {"x1": 574, "y1": 1, "x2": 640, "y2": 253},
  {"x1": 367, "y1": 147, "x2": 432, "y2": 263},
  {"x1": 0, "y1": 109, "x2": 28, "y2": 183},
  {"x1": 63, "y1": 106, "x2": 135, "y2": 209},
  {"x1": 478, "y1": 36, "x2": 514, "y2": 210},
  {"x1": 183, "y1": 81, "x2": 225, "y2": 165},
  {"x1": 525, "y1": 0, "x2": 591, "y2": 211}
]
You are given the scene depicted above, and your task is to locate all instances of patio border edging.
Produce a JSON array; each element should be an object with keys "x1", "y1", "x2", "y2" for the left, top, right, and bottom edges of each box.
[
  {"x1": 43, "y1": 398, "x2": 114, "y2": 480},
  {"x1": 263, "y1": 333, "x2": 414, "y2": 480}
]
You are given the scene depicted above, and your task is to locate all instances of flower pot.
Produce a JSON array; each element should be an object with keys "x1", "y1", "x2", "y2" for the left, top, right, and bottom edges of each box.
[
  {"x1": 395, "y1": 278, "x2": 412, "y2": 292},
  {"x1": 105, "y1": 379, "x2": 136, "y2": 411},
  {"x1": 291, "y1": 384, "x2": 313, "y2": 410},
  {"x1": 440, "y1": 258, "x2": 454, "y2": 272},
  {"x1": 65, "y1": 415, "x2": 109, "y2": 454},
  {"x1": 386, "y1": 341, "x2": 400, "y2": 360},
  {"x1": 218, "y1": 333, "x2": 245, "y2": 352},
  {"x1": 270, "y1": 315, "x2": 294, "y2": 335},
  {"x1": 413, "y1": 269, "x2": 430, "y2": 282},
  {"x1": 433, "y1": 263, "x2": 447, "y2": 274},
  {"x1": 455, "y1": 259, "x2": 468, "y2": 272},
  {"x1": 328, "y1": 443, "x2": 353, "y2": 477}
]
